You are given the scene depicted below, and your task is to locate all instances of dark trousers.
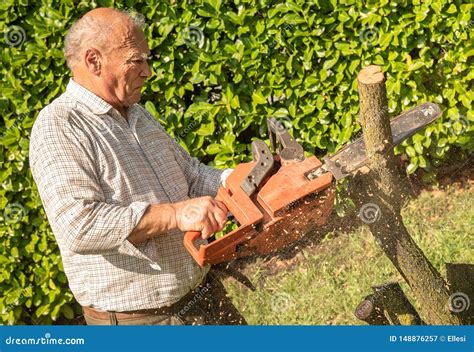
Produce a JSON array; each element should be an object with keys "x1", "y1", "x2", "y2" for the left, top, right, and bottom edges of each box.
[{"x1": 84, "y1": 270, "x2": 247, "y2": 325}]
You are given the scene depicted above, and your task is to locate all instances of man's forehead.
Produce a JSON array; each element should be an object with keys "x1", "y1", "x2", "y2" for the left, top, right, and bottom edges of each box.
[
  {"x1": 119, "y1": 31, "x2": 150, "y2": 56},
  {"x1": 109, "y1": 18, "x2": 147, "y2": 46}
]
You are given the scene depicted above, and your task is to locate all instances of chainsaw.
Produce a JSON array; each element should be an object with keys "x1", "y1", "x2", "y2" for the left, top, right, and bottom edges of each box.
[{"x1": 184, "y1": 102, "x2": 442, "y2": 266}]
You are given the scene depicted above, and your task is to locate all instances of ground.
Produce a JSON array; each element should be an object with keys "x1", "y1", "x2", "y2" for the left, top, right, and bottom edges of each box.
[{"x1": 223, "y1": 159, "x2": 473, "y2": 325}]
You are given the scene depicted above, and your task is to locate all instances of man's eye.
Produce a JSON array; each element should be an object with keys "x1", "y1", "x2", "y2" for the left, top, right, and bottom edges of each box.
[{"x1": 127, "y1": 56, "x2": 151, "y2": 65}]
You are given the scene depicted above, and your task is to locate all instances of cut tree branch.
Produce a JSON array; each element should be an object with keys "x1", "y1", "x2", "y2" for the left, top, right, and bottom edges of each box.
[{"x1": 352, "y1": 65, "x2": 462, "y2": 325}]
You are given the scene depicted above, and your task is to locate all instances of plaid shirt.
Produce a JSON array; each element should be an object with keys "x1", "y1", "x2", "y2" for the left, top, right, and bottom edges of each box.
[{"x1": 29, "y1": 79, "x2": 226, "y2": 311}]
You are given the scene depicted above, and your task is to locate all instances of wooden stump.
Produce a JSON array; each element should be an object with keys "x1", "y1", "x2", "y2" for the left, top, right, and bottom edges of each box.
[
  {"x1": 372, "y1": 282, "x2": 423, "y2": 325},
  {"x1": 355, "y1": 282, "x2": 423, "y2": 325},
  {"x1": 355, "y1": 294, "x2": 391, "y2": 325},
  {"x1": 352, "y1": 65, "x2": 462, "y2": 325}
]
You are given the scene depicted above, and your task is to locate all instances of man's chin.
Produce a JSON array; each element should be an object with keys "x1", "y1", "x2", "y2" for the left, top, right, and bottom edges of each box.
[{"x1": 128, "y1": 92, "x2": 142, "y2": 105}]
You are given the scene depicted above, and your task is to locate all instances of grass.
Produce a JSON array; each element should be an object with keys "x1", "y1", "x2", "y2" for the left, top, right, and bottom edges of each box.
[{"x1": 223, "y1": 183, "x2": 474, "y2": 325}]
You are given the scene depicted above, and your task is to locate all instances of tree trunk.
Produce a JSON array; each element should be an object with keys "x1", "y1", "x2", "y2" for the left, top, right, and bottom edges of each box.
[{"x1": 353, "y1": 65, "x2": 462, "y2": 325}]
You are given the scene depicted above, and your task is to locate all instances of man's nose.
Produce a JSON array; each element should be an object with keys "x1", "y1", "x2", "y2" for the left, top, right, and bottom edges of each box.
[{"x1": 141, "y1": 61, "x2": 152, "y2": 78}]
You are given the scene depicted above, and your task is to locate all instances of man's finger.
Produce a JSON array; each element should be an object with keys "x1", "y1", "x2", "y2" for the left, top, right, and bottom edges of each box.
[
  {"x1": 213, "y1": 199, "x2": 228, "y2": 215},
  {"x1": 211, "y1": 212, "x2": 227, "y2": 232},
  {"x1": 213, "y1": 204, "x2": 228, "y2": 225},
  {"x1": 201, "y1": 226, "x2": 212, "y2": 239},
  {"x1": 203, "y1": 213, "x2": 219, "y2": 236}
]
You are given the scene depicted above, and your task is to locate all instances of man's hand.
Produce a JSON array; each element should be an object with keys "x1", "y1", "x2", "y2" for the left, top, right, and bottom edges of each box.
[
  {"x1": 173, "y1": 196, "x2": 228, "y2": 239},
  {"x1": 128, "y1": 196, "x2": 228, "y2": 245}
]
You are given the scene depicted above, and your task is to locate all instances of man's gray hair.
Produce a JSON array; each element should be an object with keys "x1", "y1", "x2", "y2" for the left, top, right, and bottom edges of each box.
[{"x1": 64, "y1": 9, "x2": 146, "y2": 70}]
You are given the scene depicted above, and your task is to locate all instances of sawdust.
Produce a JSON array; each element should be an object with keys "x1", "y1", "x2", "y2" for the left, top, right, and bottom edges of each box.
[{"x1": 231, "y1": 157, "x2": 473, "y2": 277}]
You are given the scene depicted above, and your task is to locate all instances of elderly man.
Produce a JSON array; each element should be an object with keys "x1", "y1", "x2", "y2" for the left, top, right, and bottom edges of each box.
[{"x1": 29, "y1": 8, "x2": 245, "y2": 325}]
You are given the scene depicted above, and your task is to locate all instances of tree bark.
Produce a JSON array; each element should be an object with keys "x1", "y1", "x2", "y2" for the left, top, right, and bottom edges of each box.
[
  {"x1": 446, "y1": 263, "x2": 474, "y2": 324},
  {"x1": 353, "y1": 65, "x2": 462, "y2": 325},
  {"x1": 372, "y1": 282, "x2": 423, "y2": 325}
]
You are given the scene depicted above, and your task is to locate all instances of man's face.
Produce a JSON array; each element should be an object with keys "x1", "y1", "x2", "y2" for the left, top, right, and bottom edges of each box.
[{"x1": 100, "y1": 26, "x2": 151, "y2": 109}]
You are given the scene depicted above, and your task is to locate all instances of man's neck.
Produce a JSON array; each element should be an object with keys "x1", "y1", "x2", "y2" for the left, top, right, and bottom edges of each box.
[{"x1": 72, "y1": 76, "x2": 128, "y2": 119}]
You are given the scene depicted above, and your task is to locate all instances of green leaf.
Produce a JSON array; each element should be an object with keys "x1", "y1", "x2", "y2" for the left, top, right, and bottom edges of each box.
[
  {"x1": 61, "y1": 304, "x2": 75, "y2": 319},
  {"x1": 206, "y1": 144, "x2": 221, "y2": 154},
  {"x1": 405, "y1": 146, "x2": 416, "y2": 157},
  {"x1": 164, "y1": 86, "x2": 175, "y2": 101},
  {"x1": 252, "y1": 91, "x2": 267, "y2": 105},
  {"x1": 35, "y1": 305, "x2": 50, "y2": 317},
  {"x1": 446, "y1": 3, "x2": 457, "y2": 14},
  {"x1": 406, "y1": 163, "x2": 418, "y2": 175},
  {"x1": 144, "y1": 101, "x2": 158, "y2": 118},
  {"x1": 283, "y1": 13, "x2": 305, "y2": 25}
]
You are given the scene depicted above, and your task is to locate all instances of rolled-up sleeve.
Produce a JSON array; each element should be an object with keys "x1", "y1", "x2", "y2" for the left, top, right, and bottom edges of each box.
[{"x1": 30, "y1": 110, "x2": 149, "y2": 255}]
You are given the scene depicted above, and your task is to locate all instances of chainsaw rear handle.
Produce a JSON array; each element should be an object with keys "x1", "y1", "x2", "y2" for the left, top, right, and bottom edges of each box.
[
  {"x1": 183, "y1": 231, "x2": 202, "y2": 260},
  {"x1": 182, "y1": 171, "x2": 267, "y2": 265},
  {"x1": 182, "y1": 187, "x2": 235, "y2": 264}
]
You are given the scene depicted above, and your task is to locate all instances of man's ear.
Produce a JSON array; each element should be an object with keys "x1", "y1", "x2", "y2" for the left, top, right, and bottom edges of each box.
[{"x1": 84, "y1": 48, "x2": 102, "y2": 75}]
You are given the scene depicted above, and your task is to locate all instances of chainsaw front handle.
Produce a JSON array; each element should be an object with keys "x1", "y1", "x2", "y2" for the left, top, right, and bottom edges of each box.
[{"x1": 267, "y1": 118, "x2": 304, "y2": 162}]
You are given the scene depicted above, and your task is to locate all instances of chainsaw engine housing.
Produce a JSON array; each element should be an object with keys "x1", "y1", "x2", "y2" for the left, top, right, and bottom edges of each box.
[{"x1": 183, "y1": 120, "x2": 334, "y2": 266}]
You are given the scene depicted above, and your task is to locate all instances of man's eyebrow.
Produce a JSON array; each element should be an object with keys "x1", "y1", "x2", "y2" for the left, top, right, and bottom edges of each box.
[
  {"x1": 127, "y1": 52, "x2": 152, "y2": 61},
  {"x1": 137, "y1": 52, "x2": 152, "y2": 59}
]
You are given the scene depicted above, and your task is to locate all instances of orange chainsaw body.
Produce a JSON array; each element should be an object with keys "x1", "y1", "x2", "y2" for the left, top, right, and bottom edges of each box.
[{"x1": 183, "y1": 120, "x2": 335, "y2": 266}]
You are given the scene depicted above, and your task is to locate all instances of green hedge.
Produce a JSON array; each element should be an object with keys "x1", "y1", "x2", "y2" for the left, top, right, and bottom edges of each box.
[{"x1": 1, "y1": 0, "x2": 472, "y2": 324}]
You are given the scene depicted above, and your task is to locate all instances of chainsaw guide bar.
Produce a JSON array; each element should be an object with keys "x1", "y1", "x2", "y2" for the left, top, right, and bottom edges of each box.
[{"x1": 308, "y1": 102, "x2": 442, "y2": 180}]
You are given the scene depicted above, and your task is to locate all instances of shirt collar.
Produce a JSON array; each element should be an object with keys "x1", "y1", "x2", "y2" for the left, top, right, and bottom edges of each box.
[
  {"x1": 127, "y1": 104, "x2": 143, "y2": 131},
  {"x1": 66, "y1": 79, "x2": 114, "y2": 115}
]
